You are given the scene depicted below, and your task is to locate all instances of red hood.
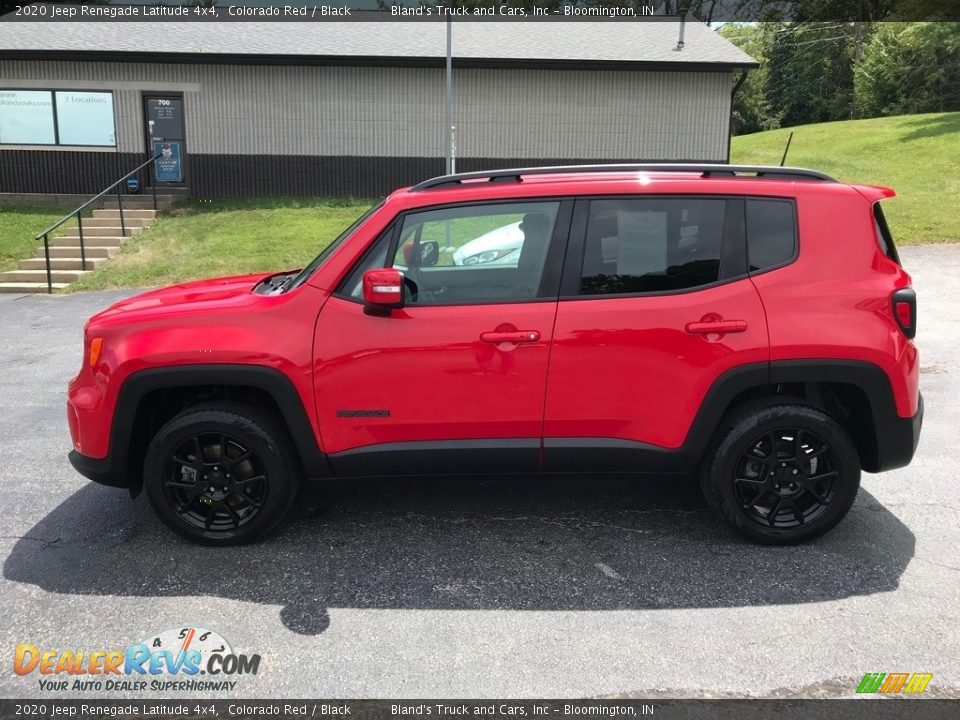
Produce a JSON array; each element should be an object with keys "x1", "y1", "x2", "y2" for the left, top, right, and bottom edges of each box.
[{"x1": 90, "y1": 272, "x2": 272, "y2": 324}]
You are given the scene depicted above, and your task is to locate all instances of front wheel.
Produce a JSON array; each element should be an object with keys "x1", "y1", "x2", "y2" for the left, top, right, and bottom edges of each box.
[
  {"x1": 701, "y1": 402, "x2": 861, "y2": 544},
  {"x1": 144, "y1": 402, "x2": 301, "y2": 545}
]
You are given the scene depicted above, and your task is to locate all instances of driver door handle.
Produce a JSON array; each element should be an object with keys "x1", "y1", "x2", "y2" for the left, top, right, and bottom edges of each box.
[
  {"x1": 480, "y1": 330, "x2": 541, "y2": 344},
  {"x1": 685, "y1": 320, "x2": 747, "y2": 335}
]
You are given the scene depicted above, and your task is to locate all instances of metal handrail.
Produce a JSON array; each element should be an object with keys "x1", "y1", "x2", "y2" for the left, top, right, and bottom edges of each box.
[{"x1": 35, "y1": 153, "x2": 162, "y2": 293}]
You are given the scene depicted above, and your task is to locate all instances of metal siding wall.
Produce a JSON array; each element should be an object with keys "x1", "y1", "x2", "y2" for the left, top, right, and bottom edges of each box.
[
  {"x1": 1, "y1": 60, "x2": 731, "y2": 161},
  {"x1": 454, "y1": 68, "x2": 730, "y2": 161}
]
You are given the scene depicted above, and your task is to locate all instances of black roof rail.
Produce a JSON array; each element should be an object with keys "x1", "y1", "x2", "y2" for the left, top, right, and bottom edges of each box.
[{"x1": 410, "y1": 164, "x2": 836, "y2": 191}]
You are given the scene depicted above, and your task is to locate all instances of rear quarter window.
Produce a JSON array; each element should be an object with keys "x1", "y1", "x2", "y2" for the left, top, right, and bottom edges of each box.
[
  {"x1": 745, "y1": 199, "x2": 797, "y2": 272},
  {"x1": 873, "y1": 203, "x2": 901, "y2": 264}
]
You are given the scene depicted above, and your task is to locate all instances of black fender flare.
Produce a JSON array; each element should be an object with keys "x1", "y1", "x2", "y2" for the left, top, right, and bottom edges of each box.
[{"x1": 108, "y1": 365, "x2": 330, "y2": 489}]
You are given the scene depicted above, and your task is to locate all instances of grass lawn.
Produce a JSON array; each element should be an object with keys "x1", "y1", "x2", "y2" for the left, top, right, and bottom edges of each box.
[
  {"x1": 0, "y1": 203, "x2": 74, "y2": 272},
  {"x1": 4, "y1": 112, "x2": 955, "y2": 292},
  {"x1": 67, "y1": 197, "x2": 375, "y2": 293},
  {"x1": 731, "y1": 112, "x2": 960, "y2": 243}
]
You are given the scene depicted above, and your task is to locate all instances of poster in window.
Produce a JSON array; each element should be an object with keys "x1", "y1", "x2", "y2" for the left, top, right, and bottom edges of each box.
[
  {"x1": 153, "y1": 142, "x2": 183, "y2": 183},
  {"x1": 617, "y1": 211, "x2": 668, "y2": 276}
]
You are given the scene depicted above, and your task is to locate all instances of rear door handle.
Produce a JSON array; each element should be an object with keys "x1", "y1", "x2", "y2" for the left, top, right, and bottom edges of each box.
[
  {"x1": 480, "y1": 330, "x2": 541, "y2": 344},
  {"x1": 685, "y1": 320, "x2": 747, "y2": 335}
]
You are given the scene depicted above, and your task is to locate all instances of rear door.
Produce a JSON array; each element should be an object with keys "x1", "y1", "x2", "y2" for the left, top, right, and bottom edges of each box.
[
  {"x1": 312, "y1": 199, "x2": 572, "y2": 476},
  {"x1": 542, "y1": 195, "x2": 770, "y2": 471}
]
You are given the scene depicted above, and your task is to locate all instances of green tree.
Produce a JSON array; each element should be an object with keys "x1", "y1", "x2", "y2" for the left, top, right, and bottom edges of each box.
[
  {"x1": 855, "y1": 22, "x2": 960, "y2": 116},
  {"x1": 763, "y1": 22, "x2": 858, "y2": 127},
  {"x1": 719, "y1": 23, "x2": 782, "y2": 134}
]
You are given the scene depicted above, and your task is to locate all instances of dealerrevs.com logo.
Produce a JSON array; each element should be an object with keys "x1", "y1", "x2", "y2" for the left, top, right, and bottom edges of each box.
[{"x1": 14, "y1": 627, "x2": 261, "y2": 692}]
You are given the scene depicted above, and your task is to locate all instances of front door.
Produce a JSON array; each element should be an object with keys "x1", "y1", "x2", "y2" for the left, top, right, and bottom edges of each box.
[
  {"x1": 312, "y1": 199, "x2": 572, "y2": 476},
  {"x1": 144, "y1": 94, "x2": 186, "y2": 185}
]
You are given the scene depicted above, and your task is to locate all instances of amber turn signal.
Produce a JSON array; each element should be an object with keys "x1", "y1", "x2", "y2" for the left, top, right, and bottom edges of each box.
[{"x1": 88, "y1": 337, "x2": 103, "y2": 367}]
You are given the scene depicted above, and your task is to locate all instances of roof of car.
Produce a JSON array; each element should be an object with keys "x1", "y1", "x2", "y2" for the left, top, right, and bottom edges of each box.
[
  {"x1": 0, "y1": 18, "x2": 757, "y2": 69},
  {"x1": 388, "y1": 165, "x2": 873, "y2": 210}
]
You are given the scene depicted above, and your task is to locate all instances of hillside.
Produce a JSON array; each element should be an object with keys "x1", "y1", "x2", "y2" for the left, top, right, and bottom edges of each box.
[{"x1": 731, "y1": 112, "x2": 960, "y2": 243}]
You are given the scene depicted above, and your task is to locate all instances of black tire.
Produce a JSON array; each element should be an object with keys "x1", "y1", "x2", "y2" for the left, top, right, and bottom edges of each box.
[
  {"x1": 143, "y1": 401, "x2": 301, "y2": 545},
  {"x1": 700, "y1": 400, "x2": 860, "y2": 544}
]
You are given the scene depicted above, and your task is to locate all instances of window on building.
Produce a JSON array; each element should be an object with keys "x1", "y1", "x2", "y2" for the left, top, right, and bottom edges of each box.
[
  {"x1": 579, "y1": 198, "x2": 726, "y2": 295},
  {"x1": 0, "y1": 89, "x2": 115, "y2": 146},
  {"x1": 54, "y1": 91, "x2": 116, "y2": 146},
  {"x1": 745, "y1": 199, "x2": 797, "y2": 272},
  {"x1": 0, "y1": 90, "x2": 55, "y2": 144}
]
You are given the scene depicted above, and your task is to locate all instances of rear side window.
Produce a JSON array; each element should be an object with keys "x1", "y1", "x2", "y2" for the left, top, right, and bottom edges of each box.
[
  {"x1": 873, "y1": 203, "x2": 901, "y2": 264},
  {"x1": 579, "y1": 198, "x2": 726, "y2": 295},
  {"x1": 745, "y1": 199, "x2": 796, "y2": 272}
]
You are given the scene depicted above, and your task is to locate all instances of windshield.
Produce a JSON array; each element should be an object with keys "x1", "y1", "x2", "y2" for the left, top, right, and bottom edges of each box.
[{"x1": 288, "y1": 200, "x2": 384, "y2": 290}]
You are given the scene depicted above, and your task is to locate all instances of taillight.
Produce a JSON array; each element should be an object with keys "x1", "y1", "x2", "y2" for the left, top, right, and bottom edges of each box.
[{"x1": 892, "y1": 288, "x2": 917, "y2": 339}]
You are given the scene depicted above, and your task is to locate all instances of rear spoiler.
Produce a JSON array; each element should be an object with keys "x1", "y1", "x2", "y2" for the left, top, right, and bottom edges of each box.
[{"x1": 852, "y1": 184, "x2": 896, "y2": 202}]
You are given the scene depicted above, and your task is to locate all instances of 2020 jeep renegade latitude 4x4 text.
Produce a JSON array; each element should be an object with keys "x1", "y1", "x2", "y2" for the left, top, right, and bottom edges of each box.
[{"x1": 67, "y1": 165, "x2": 923, "y2": 545}]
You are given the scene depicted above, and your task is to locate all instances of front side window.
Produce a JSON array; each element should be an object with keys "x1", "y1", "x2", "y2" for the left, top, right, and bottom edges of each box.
[
  {"x1": 344, "y1": 201, "x2": 561, "y2": 305},
  {"x1": 579, "y1": 198, "x2": 726, "y2": 295}
]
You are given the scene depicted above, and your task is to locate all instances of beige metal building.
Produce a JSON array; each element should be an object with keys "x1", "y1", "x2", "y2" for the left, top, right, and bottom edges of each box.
[{"x1": 0, "y1": 21, "x2": 756, "y2": 197}]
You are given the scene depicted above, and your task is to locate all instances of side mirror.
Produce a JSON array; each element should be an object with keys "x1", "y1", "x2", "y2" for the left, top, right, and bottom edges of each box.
[
  {"x1": 362, "y1": 268, "x2": 405, "y2": 309},
  {"x1": 419, "y1": 241, "x2": 440, "y2": 267}
]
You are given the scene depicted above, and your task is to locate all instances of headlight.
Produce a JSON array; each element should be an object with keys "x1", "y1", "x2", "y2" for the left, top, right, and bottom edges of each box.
[{"x1": 461, "y1": 248, "x2": 518, "y2": 265}]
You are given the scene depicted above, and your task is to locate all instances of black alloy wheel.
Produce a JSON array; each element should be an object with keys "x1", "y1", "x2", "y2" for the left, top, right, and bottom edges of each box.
[
  {"x1": 701, "y1": 401, "x2": 861, "y2": 544},
  {"x1": 144, "y1": 402, "x2": 300, "y2": 545},
  {"x1": 733, "y1": 428, "x2": 837, "y2": 529},
  {"x1": 164, "y1": 432, "x2": 268, "y2": 533}
]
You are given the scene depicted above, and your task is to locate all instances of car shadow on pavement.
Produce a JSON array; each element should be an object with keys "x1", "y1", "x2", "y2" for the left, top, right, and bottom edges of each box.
[{"x1": 4, "y1": 474, "x2": 915, "y2": 635}]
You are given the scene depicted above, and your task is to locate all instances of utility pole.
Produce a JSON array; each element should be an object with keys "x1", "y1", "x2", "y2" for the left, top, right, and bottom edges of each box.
[
  {"x1": 445, "y1": 12, "x2": 454, "y2": 175},
  {"x1": 851, "y1": 0, "x2": 865, "y2": 119}
]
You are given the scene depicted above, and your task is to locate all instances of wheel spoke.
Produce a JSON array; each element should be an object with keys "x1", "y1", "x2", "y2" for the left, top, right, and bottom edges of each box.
[
  {"x1": 221, "y1": 501, "x2": 242, "y2": 528},
  {"x1": 787, "y1": 499, "x2": 805, "y2": 525},
  {"x1": 234, "y1": 474, "x2": 266, "y2": 487},
  {"x1": 808, "y1": 470, "x2": 839, "y2": 484},
  {"x1": 790, "y1": 430, "x2": 803, "y2": 461},
  {"x1": 226, "y1": 450, "x2": 253, "y2": 468},
  {"x1": 766, "y1": 497, "x2": 782, "y2": 526}
]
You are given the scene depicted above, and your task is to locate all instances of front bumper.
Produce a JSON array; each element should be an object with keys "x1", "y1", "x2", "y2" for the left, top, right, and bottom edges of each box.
[
  {"x1": 68, "y1": 449, "x2": 128, "y2": 488},
  {"x1": 874, "y1": 392, "x2": 924, "y2": 472}
]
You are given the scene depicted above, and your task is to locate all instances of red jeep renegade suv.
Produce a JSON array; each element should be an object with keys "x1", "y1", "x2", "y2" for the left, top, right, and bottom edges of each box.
[{"x1": 67, "y1": 164, "x2": 922, "y2": 545}]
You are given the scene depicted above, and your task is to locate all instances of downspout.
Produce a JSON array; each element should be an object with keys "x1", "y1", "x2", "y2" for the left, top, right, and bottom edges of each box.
[{"x1": 726, "y1": 70, "x2": 749, "y2": 163}]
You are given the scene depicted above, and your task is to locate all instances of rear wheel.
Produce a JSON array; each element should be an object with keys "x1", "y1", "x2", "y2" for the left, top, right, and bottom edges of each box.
[
  {"x1": 701, "y1": 401, "x2": 860, "y2": 544},
  {"x1": 144, "y1": 402, "x2": 300, "y2": 545}
]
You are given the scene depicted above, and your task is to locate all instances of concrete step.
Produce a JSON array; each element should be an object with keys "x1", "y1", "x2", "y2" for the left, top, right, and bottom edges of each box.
[
  {"x1": 92, "y1": 208, "x2": 158, "y2": 219},
  {"x1": 81, "y1": 217, "x2": 152, "y2": 228},
  {"x1": 49, "y1": 236, "x2": 126, "y2": 247},
  {"x1": 60, "y1": 226, "x2": 141, "y2": 238},
  {"x1": 0, "y1": 269, "x2": 91, "y2": 284},
  {"x1": 43, "y1": 246, "x2": 120, "y2": 259},
  {"x1": 102, "y1": 196, "x2": 178, "y2": 208},
  {"x1": 0, "y1": 282, "x2": 71, "y2": 294},
  {"x1": 20, "y1": 257, "x2": 108, "y2": 271}
]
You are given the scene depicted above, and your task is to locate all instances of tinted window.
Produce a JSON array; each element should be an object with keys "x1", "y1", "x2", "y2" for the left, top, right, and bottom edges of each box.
[
  {"x1": 873, "y1": 203, "x2": 900, "y2": 264},
  {"x1": 344, "y1": 201, "x2": 560, "y2": 305},
  {"x1": 579, "y1": 198, "x2": 725, "y2": 295},
  {"x1": 746, "y1": 199, "x2": 796, "y2": 272}
]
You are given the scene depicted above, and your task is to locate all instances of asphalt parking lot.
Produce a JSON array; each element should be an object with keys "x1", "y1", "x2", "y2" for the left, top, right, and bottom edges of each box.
[{"x1": 1, "y1": 244, "x2": 958, "y2": 700}]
